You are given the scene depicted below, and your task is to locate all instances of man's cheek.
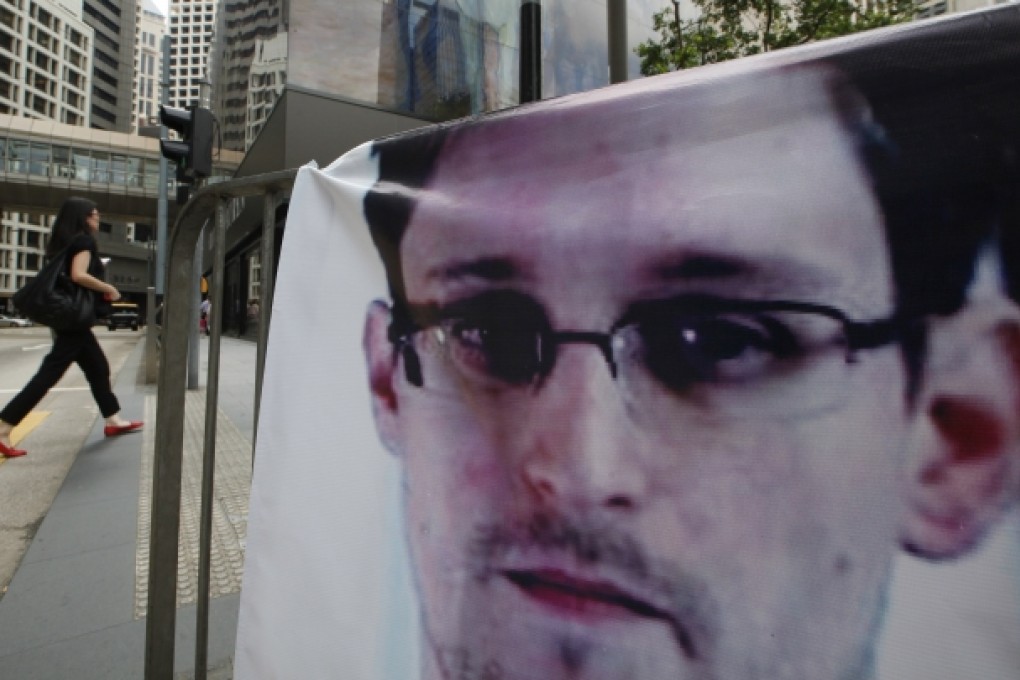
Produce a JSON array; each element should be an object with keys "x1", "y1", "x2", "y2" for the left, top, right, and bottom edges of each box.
[
  {"x1": 402, "y1": 406, "x2": 509, "y2": 537},
  {"x1": 644, "y1": 420, "x2": 809, "y2": 542}
]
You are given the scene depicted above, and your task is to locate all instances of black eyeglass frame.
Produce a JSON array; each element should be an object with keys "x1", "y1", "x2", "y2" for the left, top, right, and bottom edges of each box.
[{"x1": 387, "y1": 293, "x2": 913, "y2": 389}]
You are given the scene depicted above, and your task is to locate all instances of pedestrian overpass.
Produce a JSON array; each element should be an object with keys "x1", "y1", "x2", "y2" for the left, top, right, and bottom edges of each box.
[{"x1": 0, "y1": 113, "x2": 242, "y2": 222}]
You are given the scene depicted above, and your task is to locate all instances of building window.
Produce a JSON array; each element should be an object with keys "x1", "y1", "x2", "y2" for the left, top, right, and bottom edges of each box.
[{"x1": 67, "y1": 27, "x2": 84, "y2": 47}]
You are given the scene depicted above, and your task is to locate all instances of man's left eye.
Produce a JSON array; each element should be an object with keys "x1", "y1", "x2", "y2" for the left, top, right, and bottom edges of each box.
[
  {"x1": 689, "y1": 315, "x2": 798, "y2": 360},
  {"x1": 640, "y1": 314, "x2": 800, "y2": 388}
]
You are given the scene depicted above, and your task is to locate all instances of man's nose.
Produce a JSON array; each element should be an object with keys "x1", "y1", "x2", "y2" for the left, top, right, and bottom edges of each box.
[{"x1": 518, "y1": 343, "x2": 649, "y2": 513}]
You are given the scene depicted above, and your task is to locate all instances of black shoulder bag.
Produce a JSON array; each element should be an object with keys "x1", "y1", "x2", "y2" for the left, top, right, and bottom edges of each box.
[{"x1": 12, "y1": 247, "x2": 96, "y2": 331}]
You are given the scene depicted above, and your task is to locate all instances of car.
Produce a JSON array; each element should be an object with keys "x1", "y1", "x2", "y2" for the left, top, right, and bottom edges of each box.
[
  {"x1": 107, "y1": 304, "x2": 140, "y2": 331},
  {"x1": 0, "y1": 314, "x2": 32, "y2": 328}
]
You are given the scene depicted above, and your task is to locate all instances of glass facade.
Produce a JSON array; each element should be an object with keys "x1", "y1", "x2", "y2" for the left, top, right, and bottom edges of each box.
[
  {"x1": 0, "y1": 135, "x2": 232, "y2": 188},
  {"x1": 211, "y1": 0, "x2": 666, "y2": 153}
]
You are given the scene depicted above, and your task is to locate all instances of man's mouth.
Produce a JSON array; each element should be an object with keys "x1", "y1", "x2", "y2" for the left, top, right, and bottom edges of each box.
[{"x1": 503, "y1": 568, "x2": 697, "y2": 658}]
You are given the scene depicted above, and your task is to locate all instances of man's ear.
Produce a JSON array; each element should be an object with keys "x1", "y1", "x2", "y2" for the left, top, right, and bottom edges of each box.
[
  {"x1": 363, "y1": 300, "x2": 402, "y2": 455},
  {"x1": 900, "y1": 300, "x2": 1020, "y2": 560}
]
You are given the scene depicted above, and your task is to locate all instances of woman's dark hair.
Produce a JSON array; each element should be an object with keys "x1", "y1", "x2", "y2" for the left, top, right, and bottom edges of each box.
[{"x1": 46, "y1": 197, "x2": 97, "y2": 257}]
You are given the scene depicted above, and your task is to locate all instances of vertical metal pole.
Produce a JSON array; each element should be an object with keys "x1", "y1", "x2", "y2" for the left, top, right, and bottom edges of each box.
[
  {"x1": 157, "y1": 35, "x2": 170, "y2": 296},
  {"x1": 145, "y1": 170, "x2": 296, "y2": 680},
  {"x1": 145, "y1": 286, "x2": 158, "y2": 383},
  {"x1": 145, "y1": 216, "x2": 198, "y2": 680},
  {"x1": 608, "y1": 0, "x2": 628, "y2": 84},
  {"x1": 194, "y1": 199, "x2": 227, "y2": 679},
  {"x1": 519, "y1": 0, "x2": 542, "y2": 103},
  {"x1": 253, "y1": 193, "x2": 278, "y2": 456},
  {"x1": 188, "y1": 224, "x2": 204, "y2": 389}
]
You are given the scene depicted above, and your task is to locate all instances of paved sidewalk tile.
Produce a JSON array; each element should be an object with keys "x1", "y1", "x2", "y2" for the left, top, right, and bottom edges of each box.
[
  {"x1": 0, "y1": 541, "x2": 136, "y2": 657},
  {"x1": 0, "y1": 618, "x2": 146, "y2": 680},
  {"x1": 134, "y1": 387, "x2": 252, "y2": 617},
  {"x1": 0, "y1": 335, "x2": 258, "y2": 679}
]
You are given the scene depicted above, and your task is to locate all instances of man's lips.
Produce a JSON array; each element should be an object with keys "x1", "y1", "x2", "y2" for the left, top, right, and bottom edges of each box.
[
  {"x1": 505, "y1": 568, "x2": 666, "y2": 618},
  {"x1": 503, "y1": 568, "x2": 697, "y2": 658}
]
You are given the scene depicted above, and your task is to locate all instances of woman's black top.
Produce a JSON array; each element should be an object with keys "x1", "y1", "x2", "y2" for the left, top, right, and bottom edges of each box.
[{"x1": 64, "y1": 233, "x2": 108, "y2": 315}]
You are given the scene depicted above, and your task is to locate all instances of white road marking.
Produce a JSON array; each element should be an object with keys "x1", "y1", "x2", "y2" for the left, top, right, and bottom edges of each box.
[{"x1": 21, "y1": 344, "x2": 51, "y2": 351}]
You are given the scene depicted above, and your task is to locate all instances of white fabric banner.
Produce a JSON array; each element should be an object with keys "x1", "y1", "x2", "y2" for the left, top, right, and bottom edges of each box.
[
  {"x1": 235, "y1": 11, "x2": 1020, "y2": 678},
  {"x1": 234, "y1": 146, "x2": 420, "y2": 680}
]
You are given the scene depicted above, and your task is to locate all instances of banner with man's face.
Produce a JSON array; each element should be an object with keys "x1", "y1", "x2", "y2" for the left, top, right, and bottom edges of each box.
[{"x1": 235, "y1": 8, "x2": 1020, "y2": 680}]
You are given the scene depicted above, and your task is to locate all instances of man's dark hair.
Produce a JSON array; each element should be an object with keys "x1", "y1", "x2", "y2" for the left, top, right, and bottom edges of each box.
[
  {"x1": 826, "y1": 10, "x2": 1020, "y2": 316},
  {"x1": 364, "y1": 128, "x2": 449, "y2": 310},
  {"x1": 362, "y1": 46, "x2": 1020, "y2": 377}
]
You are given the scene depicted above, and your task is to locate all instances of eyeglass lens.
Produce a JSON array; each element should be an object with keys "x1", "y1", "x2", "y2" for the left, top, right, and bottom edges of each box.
[{"x1": 400, "y1": 290, "x2": 873, "y2": 418}]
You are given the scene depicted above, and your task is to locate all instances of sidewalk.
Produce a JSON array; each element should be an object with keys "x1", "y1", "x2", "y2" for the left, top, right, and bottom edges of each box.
[{"x1": 0, "y1": 333, "x2": 258, "y2": 679}]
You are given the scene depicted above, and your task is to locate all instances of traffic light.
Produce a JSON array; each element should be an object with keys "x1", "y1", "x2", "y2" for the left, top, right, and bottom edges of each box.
[{"x1": 159, "y1": 104, "x2": 213, "y2": 182}]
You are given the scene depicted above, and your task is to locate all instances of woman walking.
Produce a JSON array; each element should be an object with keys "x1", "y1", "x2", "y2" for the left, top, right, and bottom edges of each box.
[{"x1": 0, "y1": 198, "x2": 142, "y2": 458}]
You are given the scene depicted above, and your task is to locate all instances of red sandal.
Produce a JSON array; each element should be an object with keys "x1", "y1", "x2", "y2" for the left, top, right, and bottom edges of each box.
[
  {"x1": 104, "y1": 421, "x2": 144, "y2": 437},
  {"x1": 0, "y1": 440, "x2": 27, "y2": 458}
]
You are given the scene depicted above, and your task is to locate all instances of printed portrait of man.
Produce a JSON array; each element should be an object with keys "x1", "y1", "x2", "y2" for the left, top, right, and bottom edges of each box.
[
  {"x1": 231, "y1": 9, "x2": 1020, "y2": 680},
  {"x1": 358, "y1": 53, "x2": 1020, "y2": 680}
]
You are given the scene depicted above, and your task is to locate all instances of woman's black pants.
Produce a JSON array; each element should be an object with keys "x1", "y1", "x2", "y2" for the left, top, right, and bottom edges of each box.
[{"x1": 0, "y1": 328, "x2": 120, "y2": 426}]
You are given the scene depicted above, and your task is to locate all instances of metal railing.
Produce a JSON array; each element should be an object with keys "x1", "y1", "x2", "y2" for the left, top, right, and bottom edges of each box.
[{"x1": 144, "y1": 168, "x2": 297, "y2": 680}]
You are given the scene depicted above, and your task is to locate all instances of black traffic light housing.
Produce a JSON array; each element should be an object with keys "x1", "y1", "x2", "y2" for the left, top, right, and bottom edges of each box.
[{"x1": 159, "y1": 104, "x2": 213, "y2": 182}]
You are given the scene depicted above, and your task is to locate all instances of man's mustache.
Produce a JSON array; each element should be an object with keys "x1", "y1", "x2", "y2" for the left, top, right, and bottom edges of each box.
[
  {"x1": 467, "y1": 512, "x2": 719, "y2": 660},
  {"x1": 469, "y1": 512, "x2": 654, "y2": 581}
]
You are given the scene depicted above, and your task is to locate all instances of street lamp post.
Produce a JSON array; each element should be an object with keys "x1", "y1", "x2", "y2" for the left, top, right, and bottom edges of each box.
[
  {"x1": 520, "y1": 0, "x2": 542, "y2": 103},
  {"x1": 608, "y1": 0, "x2": 628, "y2": 84}
]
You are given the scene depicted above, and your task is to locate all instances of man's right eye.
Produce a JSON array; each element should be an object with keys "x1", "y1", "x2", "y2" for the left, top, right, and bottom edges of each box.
[
  {"x1": 441, "y1": 319, "x2": 540, "y2": 387},
  {"x1": 447, "y1": 320, "x2": 488, "y2": 350}
]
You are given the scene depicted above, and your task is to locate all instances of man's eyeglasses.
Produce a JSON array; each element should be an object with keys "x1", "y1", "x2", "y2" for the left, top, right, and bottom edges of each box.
[{"x1": 388, "y1": 290, "x2": 908, "y2": 418}]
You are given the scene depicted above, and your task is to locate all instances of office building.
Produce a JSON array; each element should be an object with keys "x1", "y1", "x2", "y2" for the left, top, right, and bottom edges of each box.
[
  {"x1": 0, "y1": 0, "x2": 93, "y2": 124},
  {"x1": 133, "y1": 0, "x2": 165, "y2": 131},
  {"x1": 212, "y1": 0, "x2": 664, "y2": 154},
  {"x1": 168, "y1": 0, "x2": 217, "y2": 109},
  {"x1": 915, "y1": 0, "x2": 1015, "y2": 17},
  {"x1": 0, "y1": 0, "x2": 94, "y2": 306},
  {"x1": 83, "y1": 0, "x2": 137, "y2": 131},
  {"x1": 210, "y1": 0, "x2": 283, "y2": 151}
]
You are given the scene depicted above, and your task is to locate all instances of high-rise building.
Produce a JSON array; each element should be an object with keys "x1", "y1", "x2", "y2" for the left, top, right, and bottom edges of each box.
[
  {"x1": 210, "y1": 0, "x2": 665, "y2": 157},
  {"x1": 208, "y1": 0, "x2": 284, "y2": 151},
  {"x1": 915, "y1": 0, "x2": 1014, "y2": 18},
  {"x1": 243, "y1": 30, "x2": 285, "y2": 150},
  {"x1": 133, "y1": 0, "x2": 165, "y2": 131},
  {"x1": 168, "y1": 0, "x2": 217, "y2": 109},
  {"x1": 0, "y1": 0, "x2": 94, "y2": 304},
  {"x1": 82, "y1": 0, "x2": 137, "y2": 131},
  {"x1": 0, "y1": 0, "x2": 93, "y2": 124}
]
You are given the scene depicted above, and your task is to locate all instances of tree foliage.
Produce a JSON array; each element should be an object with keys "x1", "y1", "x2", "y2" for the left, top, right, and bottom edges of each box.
[{"x1": 637, "y1": 0, "x2": 916, "y2": 75}]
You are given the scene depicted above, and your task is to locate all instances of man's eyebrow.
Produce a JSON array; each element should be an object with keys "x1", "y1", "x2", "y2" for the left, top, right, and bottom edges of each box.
[
  {"x1": 424, "y1": 256, "x2": 522, "y2": 284},
  {"x1": 651, "y1": 252, "x2": 840, "y2": 292},
  {"x1": 654, "y1": 254, "x2": 747, "y2": 279}
]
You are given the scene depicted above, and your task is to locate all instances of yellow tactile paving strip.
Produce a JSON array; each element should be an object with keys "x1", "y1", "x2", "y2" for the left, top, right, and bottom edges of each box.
[
  {"x1": 133, "y1": 392, "x2": 252, "y2": 618},
  {"x1": 0, "y1": 411, "x2": 49, "y2": 465}
]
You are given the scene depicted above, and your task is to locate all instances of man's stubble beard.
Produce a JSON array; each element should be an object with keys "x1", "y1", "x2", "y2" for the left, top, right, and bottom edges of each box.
[
  {"x1": 418, "y1": 511, "x2": 721, "y2": 680},
  {"x1": 416, "y1": 511, "x2": 891, "y2": 680}
]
